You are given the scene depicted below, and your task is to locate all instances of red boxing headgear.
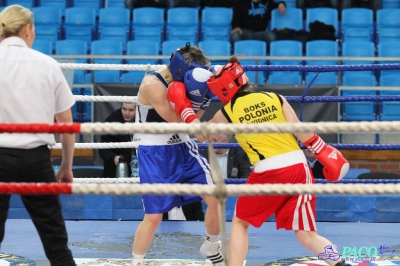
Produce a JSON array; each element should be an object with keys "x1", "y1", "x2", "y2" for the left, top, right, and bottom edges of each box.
[{"x1": 207, "y1": 61, "x2": 249, "y2": 105}]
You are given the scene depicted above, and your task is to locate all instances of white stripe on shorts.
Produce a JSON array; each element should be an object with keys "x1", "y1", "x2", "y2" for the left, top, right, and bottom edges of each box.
[
  {"x1": 185, "y1": 141, "x2": 214, "y2": 185},
  {"x1": 292, "y1": 163, "x2": 316, "y2": 231}
]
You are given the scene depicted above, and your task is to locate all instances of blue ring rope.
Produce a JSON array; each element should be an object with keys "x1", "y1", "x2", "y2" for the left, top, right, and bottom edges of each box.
[
  {"x1": 242, "y1": 63, "x2": 400, "y2": 72},
  {"x1": 211, "y1": 95, "x2": 400, "y2": 103}
]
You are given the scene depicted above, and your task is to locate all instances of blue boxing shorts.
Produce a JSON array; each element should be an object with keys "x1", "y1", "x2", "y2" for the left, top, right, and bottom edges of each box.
[{"x1": 138, "y1": 134, "x2": 214, "y2": 214}]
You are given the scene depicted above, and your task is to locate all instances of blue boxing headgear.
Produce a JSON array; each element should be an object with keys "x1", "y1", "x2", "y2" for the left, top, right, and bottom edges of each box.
[{"x1": 169, "y1": 42, "x2": 211, "y2": 81}]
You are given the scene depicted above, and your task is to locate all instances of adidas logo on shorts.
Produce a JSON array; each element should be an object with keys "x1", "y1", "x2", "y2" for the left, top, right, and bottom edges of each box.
[{"x1": 167, "y1": 134, "x2": 182, "y2": 144}]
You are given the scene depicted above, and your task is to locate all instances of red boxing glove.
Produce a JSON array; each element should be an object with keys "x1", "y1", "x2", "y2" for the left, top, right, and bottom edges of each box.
[
  {"x1": 167, "y1": 81, "x2": 197, "y2": 123},
  {"x1": 303, "y1": 134, "x2": 349, "y2": 182}
]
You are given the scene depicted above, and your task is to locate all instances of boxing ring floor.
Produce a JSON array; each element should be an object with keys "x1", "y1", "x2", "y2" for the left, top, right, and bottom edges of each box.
[{"x1": 2, "y1": 220, "x2": 400, "y2": 266}]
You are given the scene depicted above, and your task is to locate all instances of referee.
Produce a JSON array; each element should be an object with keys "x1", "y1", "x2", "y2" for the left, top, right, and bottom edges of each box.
[{"x1": 0, "y1": 5, "x2": 76, "y2": 266}]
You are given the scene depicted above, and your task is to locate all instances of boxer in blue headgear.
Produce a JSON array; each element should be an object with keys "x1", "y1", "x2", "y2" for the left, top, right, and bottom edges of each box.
[
  {"x1": 169, "y1": 42, "x2": 214, "y2": 115},
  {"x1": 169, "y1": 42, "x2": 211, "y2": 81},
  {"x1": 131, "y1": 42, "x2": 225, "y2": 266}
]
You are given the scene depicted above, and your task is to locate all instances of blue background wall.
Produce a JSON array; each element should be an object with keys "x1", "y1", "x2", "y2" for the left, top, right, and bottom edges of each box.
[{"x1": 7, "y1": 194, "x2": 400, "y2": 222}]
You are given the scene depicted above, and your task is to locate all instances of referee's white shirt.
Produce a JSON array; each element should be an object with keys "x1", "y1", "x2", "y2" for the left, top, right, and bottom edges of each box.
[{"x1": 0, "y1": 37, "x2": 75, "y2": 149}]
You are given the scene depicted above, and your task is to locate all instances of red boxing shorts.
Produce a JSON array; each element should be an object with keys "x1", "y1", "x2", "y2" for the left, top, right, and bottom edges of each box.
[{"x1": 235, "y1": 150, "x2": 317, "y2": 231}]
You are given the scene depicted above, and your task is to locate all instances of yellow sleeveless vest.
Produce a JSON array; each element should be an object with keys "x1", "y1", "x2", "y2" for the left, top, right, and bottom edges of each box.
[{"x1": 222, "y1": 91, "x2": 300, "y2": 165}]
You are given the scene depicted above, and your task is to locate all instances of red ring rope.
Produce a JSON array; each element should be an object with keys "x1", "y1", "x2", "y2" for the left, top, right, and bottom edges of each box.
[
  {"x1": 0, "y1": 123, "x2": 81, "y2": 133},
  {"x1": 0, "y1": 183, "x2": 72, "y2": 195}
]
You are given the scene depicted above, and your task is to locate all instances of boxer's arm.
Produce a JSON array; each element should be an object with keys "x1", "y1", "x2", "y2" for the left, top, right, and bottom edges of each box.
[
  {"x1": 280, "y1": 94, "x2": 314, "y2": 141},
  {"x1": 302, "y1": 134, "x2": 349, "y2": 182},
  {"x1": 138, "y1": 76, "x2": 182, "y2": 123},
  {"x1": 280, "y1": 94, "x2": 349, "y2": 182},
  {"x1": 167, "y1": 81, "x2": 197, "y2": 123},
  {"x1": 194, "y1": 110, "x2": 229, "y2": 143},
  {"x1": 196, "y1": 109, "x2": 205, "y2": 120}
]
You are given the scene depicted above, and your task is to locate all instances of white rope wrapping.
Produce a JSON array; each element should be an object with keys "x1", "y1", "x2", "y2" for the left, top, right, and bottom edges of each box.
[
  {"x1": 52, "y1": 142, "x2": 139, "y2": 149},
  {"x1": 60, "y1": 63, "x2": 165, "y2": 71},
  {"x1": 71, "y1": 183, "x2": 400, "y2": 196},
  {"x1": 74, "y1": 178, "x2": 139, "y2": 183},
  {"x1": 74, "y1": 95, "x2": 137, "y2": 102},
  {"x1": 80, "y1": 121, "x2": 400, "y2": 135}
]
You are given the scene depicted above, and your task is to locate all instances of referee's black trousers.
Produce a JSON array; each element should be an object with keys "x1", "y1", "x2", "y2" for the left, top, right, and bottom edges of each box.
[{"x1": 0, "y1": 145, "x2": 76, "y2": 266}]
